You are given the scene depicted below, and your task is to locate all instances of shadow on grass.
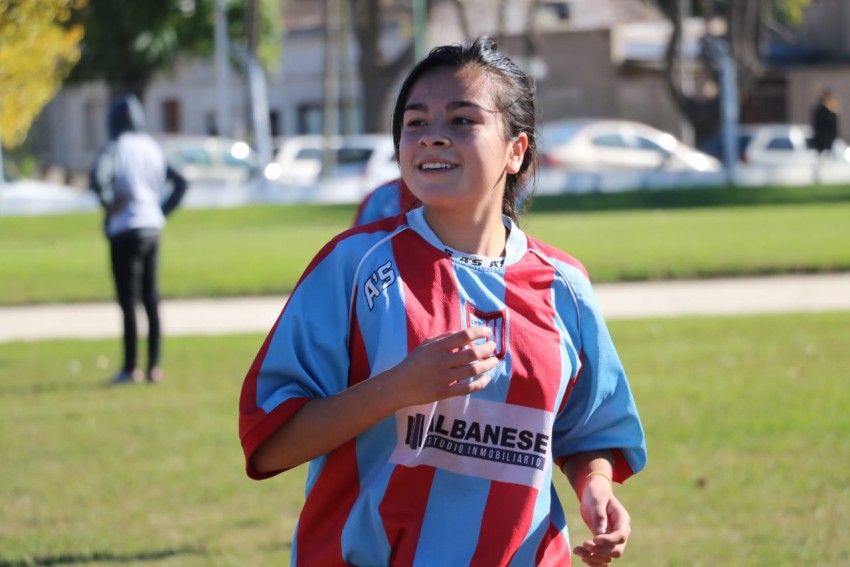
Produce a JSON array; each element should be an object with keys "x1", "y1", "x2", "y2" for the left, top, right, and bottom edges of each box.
[
  {"x1": 0, "y1": 547, "x2": 199, "y2": 566},
  {"x1": 528, "y1": 184, "x2": 850, "y2": 213},
  {"x1": 0, "y1": 376, "x2": 118, "y2": 397}
]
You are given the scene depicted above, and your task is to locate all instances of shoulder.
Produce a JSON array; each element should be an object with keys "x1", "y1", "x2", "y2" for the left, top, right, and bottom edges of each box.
[
  {"x1": 304, "y1": 214, "x2": 410, "y2": 276},
  {"x1": 525, "y1": 234, "x2": 590, "y2": 280}
]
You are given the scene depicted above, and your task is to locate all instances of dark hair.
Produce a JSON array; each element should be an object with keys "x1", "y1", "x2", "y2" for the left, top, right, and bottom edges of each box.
[{"x1": 391, "y1": 36, "x2": 538, "y2": 220}]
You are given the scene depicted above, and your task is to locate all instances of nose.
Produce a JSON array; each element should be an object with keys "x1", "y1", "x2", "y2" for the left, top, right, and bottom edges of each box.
[{"x1": 418, "y1": 125, "x2": 449, "y2": 148}]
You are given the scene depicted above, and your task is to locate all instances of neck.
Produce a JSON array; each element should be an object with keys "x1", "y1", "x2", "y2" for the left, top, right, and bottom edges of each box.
[{"x1": 422, "y1": 204, "x2": 508, "y2": 257}]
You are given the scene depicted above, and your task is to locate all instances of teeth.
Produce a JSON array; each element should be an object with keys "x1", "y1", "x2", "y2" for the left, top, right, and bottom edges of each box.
[{"x1": 421, "y1": 162, "x2": 454, "y2": 170}]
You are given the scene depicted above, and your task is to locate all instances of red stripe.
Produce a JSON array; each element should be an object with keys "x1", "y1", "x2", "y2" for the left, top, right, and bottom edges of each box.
[
  {"x1": 295, "y1": 440, "x2": 360, "y2": 566},
  {"x1": 503, "y1": 255, "x2": 562, "y2": 410},
  {"x1": 535, "y1": 522, "x2": 571, "y2": 565},
  {"x1": 469, "y1": 482, "x2": 539, "y2": 566},
  {"x1": 348, "y1": 296, "x2": 371, "y2": 387},
  {"x1": 471, "y1": 255, "x2": 565, "y2": 561},
  {"x1": 526, "y1": 235, "x2": 589, "y2": 279},
  {"x1": 379, "y1": 229, "x2": 459, "y2": 562},
  {"x1": 381, "y1": 465, "x2": 438, "y2": 564}
]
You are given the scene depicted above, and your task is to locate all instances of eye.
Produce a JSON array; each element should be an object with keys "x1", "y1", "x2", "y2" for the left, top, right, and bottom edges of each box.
[
  {"x1": 452, "y1": 116, "x2": 474, "y2": 125},
  {"x1": 405, "y1": 118, "x2": 426, "y2": 128}
]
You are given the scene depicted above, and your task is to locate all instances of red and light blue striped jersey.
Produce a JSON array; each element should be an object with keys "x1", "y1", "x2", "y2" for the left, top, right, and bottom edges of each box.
[{"x1": 239, "y1": 207, "x2": 646, "y2": 566}]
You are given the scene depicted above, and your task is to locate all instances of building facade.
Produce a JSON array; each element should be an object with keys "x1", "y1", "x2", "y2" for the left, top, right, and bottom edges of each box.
[{"x1": 28, "y1": 0, "x2": 850, "y2": 180}]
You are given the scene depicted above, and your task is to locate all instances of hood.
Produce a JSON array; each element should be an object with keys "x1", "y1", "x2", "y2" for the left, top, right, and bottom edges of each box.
[{"x1": 108, "y1": 94, "x2": 146, "y2": 139}]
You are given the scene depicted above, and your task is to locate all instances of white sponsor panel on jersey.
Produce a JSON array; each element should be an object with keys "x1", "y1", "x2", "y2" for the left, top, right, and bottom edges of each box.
[{"x1": 390, "y1": 396, "x2": 553, "y2": 489}]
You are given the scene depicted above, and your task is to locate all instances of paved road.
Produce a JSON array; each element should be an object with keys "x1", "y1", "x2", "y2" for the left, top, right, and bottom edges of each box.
[{"x1": 1, "y1": 273, "x2": 849, "y2": 344}]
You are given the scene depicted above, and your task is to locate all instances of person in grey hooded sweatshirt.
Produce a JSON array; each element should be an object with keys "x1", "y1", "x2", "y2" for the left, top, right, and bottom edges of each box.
[{"x1": 89, "y1": 94, "x2": 188, "y2": 385}]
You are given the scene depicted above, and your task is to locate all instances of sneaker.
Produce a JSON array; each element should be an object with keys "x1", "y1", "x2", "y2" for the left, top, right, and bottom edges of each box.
[
  {"x1": 147, "y1": 367, "x2": 163, "y2": 384},
  {"x1": 109, "y1": 369, "x2": 143, "y2": 385}
]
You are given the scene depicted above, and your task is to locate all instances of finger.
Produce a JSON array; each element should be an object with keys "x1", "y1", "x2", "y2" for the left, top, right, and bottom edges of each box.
[
  {"x1": 449, "y1": 350, "x2": 499, "y2": 378},
  {"x1": 447, "y1": 371, "x2": 493, "y2": 396},
  {"x1": 442, "y1": 326, "x2": 492, "y2": 351},
  {"x1": 449, "y1": 339, "x2": 497, "y2": 366},
  {"x1": 593, "y1": 528, "x2": 628, "y2": 547}
]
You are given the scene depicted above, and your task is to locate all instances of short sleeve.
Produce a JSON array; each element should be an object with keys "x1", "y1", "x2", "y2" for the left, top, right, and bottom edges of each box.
[
  {"x1": 238, "y1": 237, "x2": 356, "y2": 479},
  {"x1": 551, "y1": 271, "x2": 647, "y2": 483}
]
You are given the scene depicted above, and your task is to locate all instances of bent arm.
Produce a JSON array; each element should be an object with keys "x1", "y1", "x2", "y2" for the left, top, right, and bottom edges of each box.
[
  {"x1": 161, "y1": 165, "x2": 188, "y2": 216},
  {"x1": 252, "y1": 367, "x2": 403, "y2": 472},
  {"x1": 251, "y1": 326, "x2": 499, "y2": 474}
]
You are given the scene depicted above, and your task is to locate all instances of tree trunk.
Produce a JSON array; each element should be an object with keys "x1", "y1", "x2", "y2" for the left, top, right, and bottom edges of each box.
[
  {"x1": 656, "y1": 0, "x2": 766, "y2": 144},
  {"x1": 351, "y1": 0, "x2": 416, "y2": 133}
]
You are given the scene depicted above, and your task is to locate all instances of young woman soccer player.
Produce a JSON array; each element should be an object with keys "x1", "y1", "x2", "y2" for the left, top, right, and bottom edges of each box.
[{"x1": 239, "y1": 36, "x2": 646, "y2": 566}]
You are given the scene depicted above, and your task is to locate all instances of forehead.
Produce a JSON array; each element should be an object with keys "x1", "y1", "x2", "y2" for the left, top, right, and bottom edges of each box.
[{"x1": 406, "y1": 65, "x2": 500, "y2": 110}]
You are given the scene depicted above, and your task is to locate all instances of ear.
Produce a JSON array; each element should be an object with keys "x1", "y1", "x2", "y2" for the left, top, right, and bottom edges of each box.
[{"x1": 506, "y1": 132, "x2": 529, "y2": 175}]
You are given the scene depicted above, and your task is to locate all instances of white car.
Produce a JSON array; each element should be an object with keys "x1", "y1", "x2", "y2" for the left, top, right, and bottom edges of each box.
[
  {"x1": 160, "y1": 136, "x2": 261, "y2": 184},
  {"x1": 701, "y1": 123, "x2": 850, "y2": 166},
  {"x1": 743, "y1": 124, "x2": 850, "y2": 166},
  {"x1": 539, "y1": 119, "x2": 722, "y2": 173},
  {"x1": 265, "y1": 134, "x2": 399, "y2": 194}
]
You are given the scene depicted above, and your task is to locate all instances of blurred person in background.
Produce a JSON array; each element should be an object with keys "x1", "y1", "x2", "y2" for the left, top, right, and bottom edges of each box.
[
  {"x1": 351, "y1": 177, "x2": 420, "y2": 226},
  {"x1": 812, "y1": 89, "x2": 840, "y2": 156},
  {"x1": 89, "y1": 94, "x2": 188, "y2": 385}
]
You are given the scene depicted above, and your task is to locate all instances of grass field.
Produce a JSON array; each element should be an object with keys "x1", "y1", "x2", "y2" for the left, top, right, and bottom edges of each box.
[
  {"x1": 1, "y1": 185, "x2": 849, "y2": 305},
  {"x1": 2, "y1": 312, "x2": 849, "y2": 566},
  {"x1": 2, "y1": 184, "x2": 849, "y2": 566}
]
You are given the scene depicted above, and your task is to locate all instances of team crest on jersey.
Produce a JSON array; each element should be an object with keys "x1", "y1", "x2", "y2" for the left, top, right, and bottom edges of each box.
[{"x1": 466, "y1": 305, "x2": 506, "y2": 360}]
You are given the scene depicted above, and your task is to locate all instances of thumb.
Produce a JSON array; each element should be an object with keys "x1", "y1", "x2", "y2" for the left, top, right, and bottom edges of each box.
[
  {"x1": 592, "y1": 506, "x2": 608, "y2": 535},
  {"x1": 594, "y1": 518, "x2": 608, "y2": 536}
]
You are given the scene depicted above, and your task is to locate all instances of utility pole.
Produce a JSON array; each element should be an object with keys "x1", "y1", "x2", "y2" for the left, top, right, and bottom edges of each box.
[
  {"x1": 412, "y1": 0, "x2": 427, "y2": 61},
  {"x1": 322, "y1": 0, "x2": 342, "y2": 178},
  {"x1": 214, "y1": 0, "x2": 231, "y2": 137},
  {"x1": 678, "y1": 0, "x2": 695, "y2": 145}
]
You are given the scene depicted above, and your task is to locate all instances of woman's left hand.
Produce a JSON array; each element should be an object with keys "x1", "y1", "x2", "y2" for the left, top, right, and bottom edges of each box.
[{"x1": 573, "y1": 475, "x2": 631, "y2": 566}]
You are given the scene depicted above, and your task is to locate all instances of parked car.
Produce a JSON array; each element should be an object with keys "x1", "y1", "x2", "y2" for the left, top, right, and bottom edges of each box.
[
  {"x1": 265, "y1": 134, "x2": 399, "y2": 193},
  {"x1": 700, "y1": 123, "x2": 850, "y2": 166},
  {"x1": 539, "y1": 119, "x2": 722, "y2": 173},
  {"x1": 160, "y1": 136, "x2": 261, "y2": 185}
]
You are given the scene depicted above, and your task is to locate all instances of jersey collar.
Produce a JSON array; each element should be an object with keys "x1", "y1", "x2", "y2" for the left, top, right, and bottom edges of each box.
[{"x1": 405, "y1": 207, "x2": 528, "y2": 267}]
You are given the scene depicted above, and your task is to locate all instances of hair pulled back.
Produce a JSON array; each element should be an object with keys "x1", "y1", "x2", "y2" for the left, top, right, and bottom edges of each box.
[{"x1": 391, "y1": 36, "x2": 538, "y2": 219}]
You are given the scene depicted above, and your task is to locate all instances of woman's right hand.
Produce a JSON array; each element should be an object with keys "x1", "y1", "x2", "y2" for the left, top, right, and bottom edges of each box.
[{"x1": 386, "y1": 326, "x2": 499, "y2": 408}]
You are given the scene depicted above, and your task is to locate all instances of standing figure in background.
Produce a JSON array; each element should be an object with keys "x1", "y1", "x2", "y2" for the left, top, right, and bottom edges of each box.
[
  {"x1": 812, "y1": 90, "x2": 839, "y2": 152},
  {"x1": 89, "y1": 94, "x2": 188, "y2": 385}
]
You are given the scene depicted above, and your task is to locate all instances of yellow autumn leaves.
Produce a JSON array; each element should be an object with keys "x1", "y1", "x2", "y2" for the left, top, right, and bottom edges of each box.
[{"x1": 0, "y1": 0, "x2": 87, "y2": 148}]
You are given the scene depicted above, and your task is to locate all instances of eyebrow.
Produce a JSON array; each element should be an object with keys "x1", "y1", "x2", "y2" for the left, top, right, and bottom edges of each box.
[{"x1": 403, "y1": 100, "x2": 485, "y2": 113}]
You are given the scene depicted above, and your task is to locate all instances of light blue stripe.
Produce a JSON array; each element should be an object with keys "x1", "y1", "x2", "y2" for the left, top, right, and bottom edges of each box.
[
  {"x1": 414, "y1": 469, "x2": 488, "y2": 565},
  {"x1": 454, "y1": 265, "x2": 511, "y2": 403}
]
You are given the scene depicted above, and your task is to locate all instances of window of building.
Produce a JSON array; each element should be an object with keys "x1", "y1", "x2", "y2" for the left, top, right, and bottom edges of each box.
[{"x1": 162, "y1": 99, "x2": 181, "y2": 133}]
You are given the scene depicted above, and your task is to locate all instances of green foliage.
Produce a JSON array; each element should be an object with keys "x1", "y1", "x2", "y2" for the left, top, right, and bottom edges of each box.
[
  {"x1": 0, "y1": 0, "x2": 84, "y2": 148},
  {"x1": 2, "y1": 312, "x2": 849, "y2": 565},
  {"x1": 770, "y1": 0, "x2": 814, "y2": 26},
  {"x1": 68, "y1": 0, "x2": 281, "y2": 95}
]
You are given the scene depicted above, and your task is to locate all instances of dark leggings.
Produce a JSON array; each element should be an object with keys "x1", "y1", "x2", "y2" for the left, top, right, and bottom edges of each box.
[{"x1": 109, "y1": 231, "x2": 161, "y2": 372}]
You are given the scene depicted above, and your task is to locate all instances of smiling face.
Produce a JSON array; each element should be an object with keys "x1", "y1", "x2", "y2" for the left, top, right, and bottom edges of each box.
[{"x1": 398, "y1": 65, "x2": 527, "y2": 216}]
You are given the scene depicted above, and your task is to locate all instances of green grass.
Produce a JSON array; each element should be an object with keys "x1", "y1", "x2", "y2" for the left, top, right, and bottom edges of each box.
[
  {"x1": 1, "y1": 185, "x2": 849, "y2": 306},
  {"x1": 2, "y1": 312, "x2": 849, "y2": 566}
]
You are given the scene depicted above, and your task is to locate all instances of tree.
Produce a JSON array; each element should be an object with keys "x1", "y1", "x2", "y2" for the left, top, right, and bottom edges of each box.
[
  {"x1": 67, "y1": 0, "x2": 280, "y2": 101},
  {"x1": 350, "y1": 0, "x2": 536, "y2": 133},
  {"x1": 350, "y1": 0, "x2": 419, "y2": 133},
  {"x1": 654, "y1": 0, "x2": 814, "y2": 143},
  {"x1": 0, "y1": 0, "x2": 85, "y2": 149}
]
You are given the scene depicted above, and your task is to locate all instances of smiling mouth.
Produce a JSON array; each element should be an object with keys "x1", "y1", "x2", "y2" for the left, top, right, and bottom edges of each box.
[{"x1": 419, "y1": 162, "x2": 457, "y2": 171}]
